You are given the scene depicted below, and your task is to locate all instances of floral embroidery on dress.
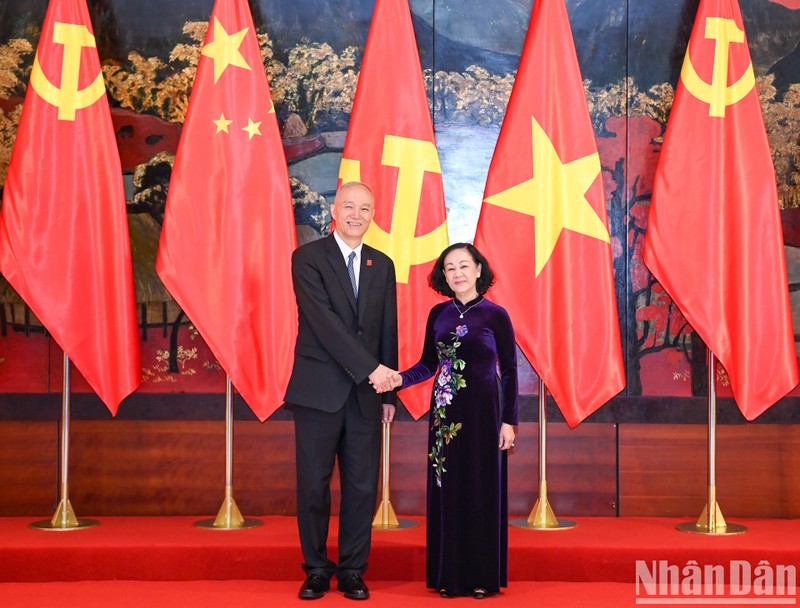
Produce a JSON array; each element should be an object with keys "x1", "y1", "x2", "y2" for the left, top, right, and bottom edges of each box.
[{"x1": 429, "y1": 324, "x2": 468, "y2": 487}]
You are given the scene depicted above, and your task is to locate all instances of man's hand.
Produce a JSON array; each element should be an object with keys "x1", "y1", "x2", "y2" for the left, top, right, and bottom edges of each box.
[
  {"x1": 369, "y1": 364, "x2": 397, "y2": 393},
  {"x1": 382, "y1": 403, "x2": 396, "y2": 424}
]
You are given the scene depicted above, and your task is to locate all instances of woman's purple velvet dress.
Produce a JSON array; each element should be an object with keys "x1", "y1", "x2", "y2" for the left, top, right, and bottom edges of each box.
[{"x1": 400, "y1": 295, "x2": 518, "y2": 596}]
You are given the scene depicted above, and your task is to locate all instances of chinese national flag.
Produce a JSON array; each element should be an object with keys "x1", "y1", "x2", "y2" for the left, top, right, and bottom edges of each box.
[
  {"x1": 474, "y1": 0, "x2": 625, "y2": 428},
  {"x1": 643, "y1": 0, "x2": 798, "y2": 420},
  {"x1": 156, "y1": 0, "x2": 297, "y2": 421},
  {"x1": 339, "y1": 0, "x2": 449, "y2": 419},
  {"x1": 0, "y1": 0, "x2": 141, "y2": 414}
]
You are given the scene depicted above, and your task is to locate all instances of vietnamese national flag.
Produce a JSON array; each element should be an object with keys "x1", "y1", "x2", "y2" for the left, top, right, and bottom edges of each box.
[
  {"x1": 474, "y1": 0, "x2": 625, "y2": 428},
  {"x1": 643, "y1": 0, "x2": 798, "y2": 419},
  {"x1": 339, "y1": 0, "x2": 449, "y2": 419},
  {"x1": 0, "y1": 0, "x2": 141, "y2": 414},
  {"x1": 156, "y1": 0, "x2": 297, "y2": 421}
]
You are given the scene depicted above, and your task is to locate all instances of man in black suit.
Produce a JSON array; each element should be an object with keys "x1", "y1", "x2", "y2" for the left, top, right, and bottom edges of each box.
[{"x1": 285, "y1": 181, "x2": 398, "y2": 601}]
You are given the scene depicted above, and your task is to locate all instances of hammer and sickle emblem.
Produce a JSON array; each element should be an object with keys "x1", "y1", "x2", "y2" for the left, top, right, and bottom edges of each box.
[
  {"x1": 680, "y1": 17, "x2": 755, "y2": 118},
  {"x1": 340, "y1": 134, "x2": 449, "y2": 283},
  {"x1": 30, "y1": 22, "x2": 106, "y2": 121}
]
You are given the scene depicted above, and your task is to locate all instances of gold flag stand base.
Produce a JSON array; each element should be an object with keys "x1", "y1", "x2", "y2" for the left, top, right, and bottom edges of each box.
[
  {"x1": 676, "y1": 498, "x2": 747, "y2": 536},
  {"x1": 510, "y1": 493, "x2": 576, "y2": 531},
  {"x1": 195, "y1": 491, "x2": 262, "y2": 530},
  {"x1": 372, "y1": 422, "x2": 419, "y2": 531},
  {"x1": 372, "y1": 498, "x2": 419, "y2": 530},
  {"x1": 30, "y1": 498, "x2": 99, "y2": 531}
]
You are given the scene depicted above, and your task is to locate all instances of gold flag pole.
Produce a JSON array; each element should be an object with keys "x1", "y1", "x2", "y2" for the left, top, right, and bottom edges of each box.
[
  {"x1": 676, "y1": 351, "x2": 746, "y2": 535},
  {"x1": 195, "y1": 376, "x2": 261, "y2": 530},
  {"x1": 511, "y1": 378, "x2": 576, "y2": 530},
  {"x1": 373, "y1": 420, "x2": 418, "y2": 530},
  {"x1": 30, "y1": 354, "x2": 98, "y2": 531}
]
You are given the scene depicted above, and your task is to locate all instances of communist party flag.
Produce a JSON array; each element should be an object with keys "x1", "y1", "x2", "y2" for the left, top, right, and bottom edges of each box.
[
  {"x1": 339, "y1": 0, "x2": 449, "y2": 419},
  {"x1": 156, "y1": 0, "x2": 297, "y2": 421},
  {"x1": 643, "y1": 0, "x2": 798, "y2": 420},
  {"x1": 0, "y1": 0, "x2": 141, "y2": 413},
  {"x1": 474, "y1": 0, "x2": 625, "y2": 428}
]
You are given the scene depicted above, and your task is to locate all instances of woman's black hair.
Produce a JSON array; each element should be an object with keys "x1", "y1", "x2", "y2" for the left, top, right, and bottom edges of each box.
[{"x1": 428, "y1": 242, "x2": 496, "y2": 297}]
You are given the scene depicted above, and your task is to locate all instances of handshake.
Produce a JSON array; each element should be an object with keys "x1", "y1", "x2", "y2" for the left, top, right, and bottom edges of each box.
[{"x1": 369, "y1": 364, "x2": 403, "y2": 393}]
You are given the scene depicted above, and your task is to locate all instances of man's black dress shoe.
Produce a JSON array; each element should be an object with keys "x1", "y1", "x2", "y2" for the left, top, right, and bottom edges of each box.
[
  {"x1": 298, "y1": 574, "x2": 330, "y2": 600},
  {"x1": 337, "y1": 573, "x2": 370, "y2": 600}
]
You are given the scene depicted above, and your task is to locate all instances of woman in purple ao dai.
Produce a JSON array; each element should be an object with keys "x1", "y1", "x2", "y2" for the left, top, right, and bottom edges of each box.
[{"x1": 391, "y1": 243, "x2": 518, "y2": 599}]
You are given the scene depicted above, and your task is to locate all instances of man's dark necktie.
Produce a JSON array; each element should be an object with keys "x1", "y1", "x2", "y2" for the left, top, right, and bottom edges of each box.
[{"x1": 347, "y1": 251, "x2": 358, "y2": 300}]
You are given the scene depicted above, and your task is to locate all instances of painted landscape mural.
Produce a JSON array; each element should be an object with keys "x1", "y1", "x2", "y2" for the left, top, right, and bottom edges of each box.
[{"x1": 1, "y1": 0, "x2": 800, "y2": 420}]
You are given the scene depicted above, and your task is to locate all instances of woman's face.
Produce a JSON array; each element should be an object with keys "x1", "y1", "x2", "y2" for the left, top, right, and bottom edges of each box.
[{"x1": 443, "y1": 248, "x2": 481, "y2": 301}]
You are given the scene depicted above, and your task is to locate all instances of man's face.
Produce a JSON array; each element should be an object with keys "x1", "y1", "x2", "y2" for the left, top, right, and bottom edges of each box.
[{"x1": 331, "y1": 185, "x2": 375, "y2": 246}]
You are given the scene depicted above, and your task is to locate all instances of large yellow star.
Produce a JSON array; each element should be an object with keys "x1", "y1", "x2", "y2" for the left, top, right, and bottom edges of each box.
[
  {"x1": 484, "y1": 116, "x2": 609, "y2": 277},
  {"x1": 201, "y1": 17, "x2": 250, "y2": 83}
]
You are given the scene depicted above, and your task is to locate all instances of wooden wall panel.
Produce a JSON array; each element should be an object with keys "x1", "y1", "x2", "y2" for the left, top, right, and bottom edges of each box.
[
  {"x1": 0, "y1": 421, "x2": 58, "y2": 516},
  {"x1": 227, "y1": 421, "x2": 298, "y2": 516},
  {"x1": 508, "y1": 422, "x2": 618, "y2": 517},
  {"x1": 618, "y1": 424, "x2": 800, "y2": 518},
  {"x1": 779, "y1": 427, "x2": 800, "y2": 517},
  {"x1": 619, "y1": 424, "x2": 707, "y2": 518},
  {"x1": 69, "y1": 420, "x2": 230, "y2": 516},
  {"x1": 6, "y1": 420, "x2": 800, "y2": 518}
]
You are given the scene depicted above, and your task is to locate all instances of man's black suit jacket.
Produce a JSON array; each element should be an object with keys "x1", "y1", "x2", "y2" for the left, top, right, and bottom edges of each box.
[{"x1": 284, "y1": 234, "x2": 398, "y2": 420}]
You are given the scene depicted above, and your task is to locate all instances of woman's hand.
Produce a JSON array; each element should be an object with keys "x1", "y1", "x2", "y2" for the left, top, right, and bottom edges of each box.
[
  {"x1": 498, "y1": 422, "x2": 515, "y2": 451},
  {"x1": 372, "y1": 367, "x2": 401, "y2": 393},
  {"x1": 389, "y1": 370, "x2": 403, "y2": 389}
]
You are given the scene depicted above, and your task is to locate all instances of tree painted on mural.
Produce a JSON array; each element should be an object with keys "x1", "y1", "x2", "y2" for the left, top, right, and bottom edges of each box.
[
  {"x1": 433, "y1": 66, "x2": 515, "y2": 126},
  {"x1": 761, "y1": 75, "x2": 800, "y2": 209},
  {"x1": 273, "y1": 41, "x2": 359, "y2": 130},
  {"x1": 0, "y1": 36, "x2": 31, "y2": 189},
  {"x1": 600, "y1": 114, "x2": 696, "y2": 396},
  {"x1": 585, "y1": 80, "x2": 696, "y2": 396}
]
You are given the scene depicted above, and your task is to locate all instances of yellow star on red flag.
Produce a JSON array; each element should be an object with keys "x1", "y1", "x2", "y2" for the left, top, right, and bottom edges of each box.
[
  {"x1": 242, "y1": 118, "x2": 262, "y2": 139},
  {"x1": 213, "y1": 112, "x2": 232, "y2": 133},
  {"x1": 484, "y1": 116, "x2": 609, "y2": 277},
  {"x1": 201, "y1": 16, "x2": 250, "y2": 83}
]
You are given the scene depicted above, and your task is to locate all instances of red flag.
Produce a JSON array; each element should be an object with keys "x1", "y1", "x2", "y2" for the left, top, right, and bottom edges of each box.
[
  {"x1": 339, "y1": 0, "x2": 449, "y2": 419},
  {"x1": 474, "y1": 0, "x2": 625, "y2": 428},
  {"x1": 0, "y1": 0, "x2": 141, "y2": 413},
  {"x1": 643, "y1": 0, "x2": 798, "y2": 419},
  {"x1": 156, "y1": 0, "x2": 297, "y2": 421}
]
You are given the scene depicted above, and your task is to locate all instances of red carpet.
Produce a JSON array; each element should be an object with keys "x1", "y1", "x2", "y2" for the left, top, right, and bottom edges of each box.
[
  {"x1": 2, "y1": 516, "x2": 799, "y2": 606},
  {"x1": 0, "y1": 580, "x2": 637, "y2": 608}
]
